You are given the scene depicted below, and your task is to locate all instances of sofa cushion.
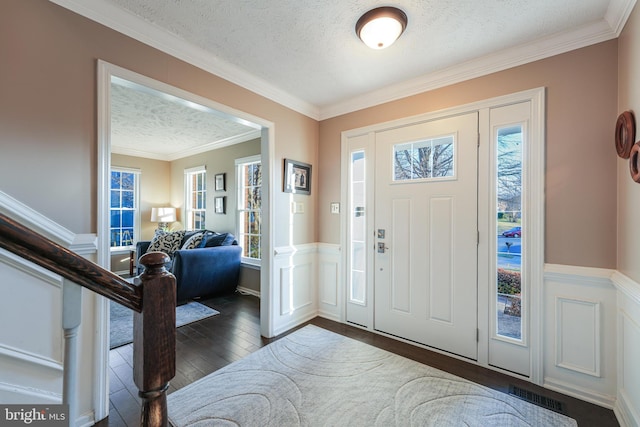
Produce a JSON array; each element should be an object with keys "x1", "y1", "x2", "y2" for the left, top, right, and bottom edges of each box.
[
  {"x1": 181, "y1": 231, "x2": 205, "y2": 250},
  {"x1": 202, "y1": 232, "x2": 236, "y2": 247},
  {"x1": 146, "y1": 230, "x2": 186, "y2": 257}
]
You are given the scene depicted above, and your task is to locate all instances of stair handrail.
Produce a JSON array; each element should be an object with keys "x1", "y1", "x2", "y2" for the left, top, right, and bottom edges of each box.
[
  {"x1": 0, "y1": 212, "x2": 176, "y2": 427},
  {"x1": 0, "y1": 212, "x2": 141, "y2": 310}
]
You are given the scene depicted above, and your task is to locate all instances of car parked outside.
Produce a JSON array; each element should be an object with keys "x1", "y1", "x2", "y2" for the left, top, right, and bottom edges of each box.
[{"x1": 502, "y1": 226, "x2": 521, "y2": 238}]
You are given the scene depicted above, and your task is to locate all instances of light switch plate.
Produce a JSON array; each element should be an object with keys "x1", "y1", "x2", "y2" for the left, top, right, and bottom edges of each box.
[
  {"x1": 330, "y1": 202, "x2": 340, "y2": 214},
  {"x1": 291, "y1": 201, "x2": 304, "y2": 214}
]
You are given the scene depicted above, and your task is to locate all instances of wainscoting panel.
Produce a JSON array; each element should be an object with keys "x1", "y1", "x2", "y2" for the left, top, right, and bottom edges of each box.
[
  {"x1": 612, "y1": 271, "x2": 640, "y2": 427},
  {"x1": 317, "y1": 243, "x2": 342, "y2": 322},
  {"x1": 0, "y1": 190, "x2": 99, "y2": 425},
  {"x1": 555, "y1": 297, "x2": 600, "y2": 377},
  {"x1": 543, "y1": 265, "x2": 617, "y2": 408},
  {"x1": 272, "y1": 244, "x2": 319, "y2": 335},
  {"x1": 0, "y1": 248, "x2": 65, "y2": 404}
]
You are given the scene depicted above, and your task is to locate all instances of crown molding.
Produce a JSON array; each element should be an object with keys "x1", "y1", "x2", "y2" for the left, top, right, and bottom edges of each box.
[
  {"x1": 111, "y1": 129, "x2": 261, "y2": 161},
  {"x1": 606, "y1": 0, "x2": 637, "y2": 35},
  {"x1": 51, "y1": 0, "x2": 634, "y2": 122},
  {"x1": 49, "y1": 0, "x2": 320, "y2": 120},
  {"x1": 319, "y1": 19, "x2": 620, "y2": 119}
]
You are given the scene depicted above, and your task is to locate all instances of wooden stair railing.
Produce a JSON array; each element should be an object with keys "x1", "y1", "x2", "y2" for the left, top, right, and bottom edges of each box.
[{"x1": 0, "y1": 213, "x2": 176, "y2": 427}]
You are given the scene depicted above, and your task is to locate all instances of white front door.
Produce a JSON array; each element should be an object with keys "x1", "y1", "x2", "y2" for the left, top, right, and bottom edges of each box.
[{"x1": 373, "y1": 112, "x2": 479, "y2": 360}]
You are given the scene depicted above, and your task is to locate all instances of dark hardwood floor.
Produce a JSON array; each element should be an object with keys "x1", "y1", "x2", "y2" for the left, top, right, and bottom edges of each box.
[{"x1": 98, "y1": 293, "x2": 619, "y2": 426}]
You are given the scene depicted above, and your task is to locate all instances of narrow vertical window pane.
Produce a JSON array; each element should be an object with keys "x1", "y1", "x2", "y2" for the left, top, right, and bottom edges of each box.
[
  {"x1": 111, "y1": 172, "x2": 120, "y2": 189},
  {"x1": 185, "y1": 169, "x2": 206, "y2": 230},
  {"x1": 496, "y1": 125, "x2": 523, "y2": 340},
  {"x1": 237, "y1": 159, "x2": 261, "y2": 261},
  {"x1": 121, "y1": 173, "x2": 134, "y2": 190},
  {"x1": 110, "y1": 211, "x2": 121, "y2": 228},
  {"x1": 122, "y1": 190, "x2": 134, "y2": 208},
  {"x1": 110, "y1": 190, "x2": 120, "y2": 208},
  {"x1": 350, "y1": 151, "x2": 366, "y2": 305}
]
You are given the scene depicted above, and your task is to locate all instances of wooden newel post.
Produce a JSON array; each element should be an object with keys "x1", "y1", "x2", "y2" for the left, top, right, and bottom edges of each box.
[{"x1": 134, "y1": 252, "x2": 177, "y2": 427}]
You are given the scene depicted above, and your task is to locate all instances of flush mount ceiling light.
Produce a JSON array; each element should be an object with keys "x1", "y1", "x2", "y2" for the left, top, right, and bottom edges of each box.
[{"x1": 356, "y1": 6, "x2": 408, "y2": 50}]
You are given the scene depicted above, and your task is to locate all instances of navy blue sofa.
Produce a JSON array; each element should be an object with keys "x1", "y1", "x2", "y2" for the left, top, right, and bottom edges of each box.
[{"x1": 136, "y1": 232, "x2": 241, "y2": 303}]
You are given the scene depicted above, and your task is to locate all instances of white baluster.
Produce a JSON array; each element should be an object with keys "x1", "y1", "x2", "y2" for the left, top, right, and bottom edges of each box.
[{"x1": 62, "y1": 279, "x2": 82, "y2": 426}]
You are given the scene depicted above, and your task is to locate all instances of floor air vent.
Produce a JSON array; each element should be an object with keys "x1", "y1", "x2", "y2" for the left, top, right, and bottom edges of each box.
[{"x1": 508, "y1": 385, "x2": 567, "y2": 414}]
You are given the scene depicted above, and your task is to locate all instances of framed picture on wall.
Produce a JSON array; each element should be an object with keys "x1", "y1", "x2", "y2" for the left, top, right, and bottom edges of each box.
[
  {"x1": 215, "y1": 173, "x2": 226, "y2": 191},
  {"x1": 283, "y1": 159, "x2": 311, "y2": 195},
  {"x1": 214, "y1": 196, "x2": 225, "y2": 214}
]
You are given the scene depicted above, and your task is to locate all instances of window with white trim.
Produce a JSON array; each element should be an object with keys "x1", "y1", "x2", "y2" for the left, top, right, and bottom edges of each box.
[
  {"x1": 185, "y1": 166, "x2": 206, "y2": 230},
  {"x1": 236, "y1": 155, "x2": 262, "y2": 264},
  {"x1": 110, "y1": 168, "x2": 140, "y2": 248}
]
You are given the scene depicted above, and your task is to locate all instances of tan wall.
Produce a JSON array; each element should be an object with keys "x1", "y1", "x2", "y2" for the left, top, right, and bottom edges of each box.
[
  {"x1": 169, "y1": 138, "x2": 261, "y2": 235},
  {"x1": 618, "y1": 4, "x2": 640, "y2": 281},
  {"x1": 0, "y1": 0, "x2": 318, "y2": 249},
  {"x1": 239, "y1": 265, "x2": 260, "y2": 293},
  {"x1": 318, "y1": 41, "x2": 619, "y2": 268}
]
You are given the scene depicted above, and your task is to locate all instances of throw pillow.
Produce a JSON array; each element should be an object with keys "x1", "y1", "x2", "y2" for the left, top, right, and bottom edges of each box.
[
  {"x1": 153, "y1": 229, "x2": 168, "y2": 239},
  {"x1": 146, "y1": 230, "x2": 186, "y2": 257},
  {"x1": 181, "y1": 232, "x2": 204, "y2": 250},
  {"x1": 221, "y1": 233, "x2": 236, "y2": 245},
  {"x1": 202, "y1": 232, "x2": 227, "y2": 247}
]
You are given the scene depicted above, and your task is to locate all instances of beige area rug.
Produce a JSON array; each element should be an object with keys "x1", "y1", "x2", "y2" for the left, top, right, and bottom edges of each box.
[{"x1": 167, "y1": 325, "x2": 577, "y2": 426}]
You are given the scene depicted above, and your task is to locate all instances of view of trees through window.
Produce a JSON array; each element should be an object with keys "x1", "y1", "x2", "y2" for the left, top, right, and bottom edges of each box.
[
  {"x1": 496, "y1": 125, "x2": 523, "y2": 340},
  {"x1": 238, "y1": 158, "x2": 262, "y2": 261},
  {"x1": 185, "y1": 169, "x2": 206, "y2": 230},
  {"x1": 394, "y1": 136, "x2": 454, "y2": 181}
]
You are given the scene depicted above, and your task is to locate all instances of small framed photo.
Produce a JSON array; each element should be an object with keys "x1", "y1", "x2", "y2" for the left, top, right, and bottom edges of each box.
[
  {"x1": 214, "y1": 196, "x2": 226, "y2": 214},
  {"x1": 283, "y1": 159, "x2": 311, "y2": 195},
  {"x1": 215, "y1": 173, "x2": 226, "y2": 191}
]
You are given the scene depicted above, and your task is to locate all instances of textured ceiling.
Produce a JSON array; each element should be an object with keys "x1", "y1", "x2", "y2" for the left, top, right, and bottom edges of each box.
[
  {"x1": 98, "y1": 0, "x2": 625, "y2": 117},
  {"x1": 53, "y1": 0, "x2": 632, "y2": 157},
  {"x1": 110, "y1": 78, "x2": 259, "y2": 161}
]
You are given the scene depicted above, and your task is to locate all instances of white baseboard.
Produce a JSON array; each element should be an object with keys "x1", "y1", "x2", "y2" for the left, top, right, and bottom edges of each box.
[
  {"x1": 237, "y1": 286, "x2": 260, "y2": 298},
  {"x1": 76, "y1": 411, "x2": 96, "y2": 427},
  {"x1": 543, "y1": 377, "x2": 616, "y2": 409},
  {"x1": 615, "y1": 389, "x2": 639, "y2": 427},
  {"x1": 272, "y1": 311, "x2": 317, "y2": 337},
  {"x1": 317, "y1": 311, "x2": 341, "y2": 323}
]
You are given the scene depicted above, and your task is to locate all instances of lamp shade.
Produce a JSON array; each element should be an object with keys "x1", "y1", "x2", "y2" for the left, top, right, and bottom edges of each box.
[
  {"x1": 150, "y1": 207, "x2": 176, "y2": 223},
  {"x1": 356, "y1": 7, "x2": 408, "y2": 50}
]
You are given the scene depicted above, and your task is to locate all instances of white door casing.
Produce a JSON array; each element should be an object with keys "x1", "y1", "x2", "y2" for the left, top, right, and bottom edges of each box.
[
  {"x1": 487, "y1": 101, "x2": 535, "y2": 377},
  {"x1": 342, "y1": 87, "x2": 545, "y2": 382}
]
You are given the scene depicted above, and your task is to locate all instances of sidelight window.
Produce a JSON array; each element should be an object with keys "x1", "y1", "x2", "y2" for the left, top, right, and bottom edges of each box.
[
  {"x1": 349, "y1": 150, "x2": 367, "y2": 304},
  {"x1": 496, "y1": 125, "x2": 523, "y2": 341}
]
